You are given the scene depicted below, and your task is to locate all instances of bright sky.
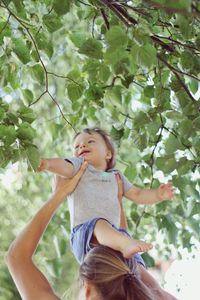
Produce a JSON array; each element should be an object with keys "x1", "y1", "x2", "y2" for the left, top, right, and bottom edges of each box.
[{"x1": 164, "y1": 244, "x2": 200, "y2": 300}]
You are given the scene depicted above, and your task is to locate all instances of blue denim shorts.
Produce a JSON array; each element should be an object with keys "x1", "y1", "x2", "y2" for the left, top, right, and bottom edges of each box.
[{"x1": 70, "y1": 217, "x2": 145, "y2": 267}]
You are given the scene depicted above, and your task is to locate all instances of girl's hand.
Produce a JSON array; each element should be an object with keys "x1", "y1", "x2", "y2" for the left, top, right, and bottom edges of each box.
[
  {"x1": 37, "y1": 159, "x2": 47, "y2": 172},
  {"x1": 157, "y1": 183, "x2": 174, "y2": 201}
]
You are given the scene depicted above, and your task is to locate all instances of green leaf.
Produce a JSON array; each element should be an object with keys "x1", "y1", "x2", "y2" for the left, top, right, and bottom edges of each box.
[
  {"x1": 181, "y1": 51, "x2": 194, "y2": 70},
  {"x1": 79, "y1": 38, "x2": 103, "y2": 59},
  {"x1": 18, "y1": 106, "x2": 36, "y2": 123},
  {"x1": 165, "y1": 135, "x2": 185, "y2": 154},
  {"x1": 26, "y1": 145, "x2": 40, "y2": 171},
  {"x1": 167, "y1": 0, "x2": 192, "y2": 9},
  {"x1": 189, "y1": 79, "x2": 198, "y2": 95},
  {"x1": 162, "y1": 215, "x2": 178, "y2": 244},
  {"x1": 156, "y1": 156, "x2": 177, "y2": 173},
  {"x1": 105, "y1": 26, "x2": 128, "y2": 50},
  {"x1": 67, "y1": 83, "x2": 84, "y2": 101},
  {"x1": 193, "y1": 116, "x2": 200, "y2": 129},
  {"x1": 187, "y1": 218, "x2": 200, "y2": 237},
  {"x1": 170, "y1": 78, "x2": 182, "y2": 92},
  {"x1": 141, "y1": 253, "x2": 155, "y2": 268},
  {"x1": 53, "y1": 0, "x2": 70, "y2": 15},
  {"x1": 176, "y1": 158, "x2": 194, "y2": 176},
  {"x1": 85, "y1": 85, "x2": 104, "y2": 101},
  {"x1": 0, "y1": 125, "x2": 16, "y2": 146},
  {"x1": 178, "y1": 119, "x2": 193, "y2": 137},
  {"x1": 0, "y1": 107, "x2": 6, "y2": 121},
  {"x1": 5, "y1": 112, "x2": 19, "y2": 125},
  {"x1": 21, "y1": 89, "x2": 34, "y2": 106},
  {"x1": 124, "y1": 166, "x2": 137, "y2": 182},
  {"x1": 17, "y1": 122, "x2": 36, "y2": 141},
  {"x1": 70, "y1": 32, "x2": 88, "y2": 48},
  {"x1": 13, "y1": 39, "x2": 31, "y2": 64},
  {"x1": 31, "y1": 64, "x2": 45, "y2": 83},
  {"x1": 131, "y1": 44, "x2": 157, "y2": 69},
  {"x1": 144, "y1": 85, "x2": 154, "y2": 98},
  {"x1": 34, "y1": 32, "x2": 53, "y2": 58},
  {"x1": 110, "y1": 126, "x2": 124, "y2": 141},
  {"x1": 43, "y1": 14, "x2": 63, "y2": 33},
  {"x1": 98, "y1": 64, "x2": 111, "y2": 82}
]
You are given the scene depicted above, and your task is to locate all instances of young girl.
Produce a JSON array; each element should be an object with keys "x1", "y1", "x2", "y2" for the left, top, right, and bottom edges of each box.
[
  {"x1": 38, "y1": 127, "x2": 174, "y2": 258},
  {"x1": 38, "y1": 127, "x2": 176, "y2": 299}
]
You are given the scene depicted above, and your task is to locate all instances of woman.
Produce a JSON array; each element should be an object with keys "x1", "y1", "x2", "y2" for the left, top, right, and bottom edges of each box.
[{"x1": 5, "y1": 162, "x2": 170, "y2": 300}]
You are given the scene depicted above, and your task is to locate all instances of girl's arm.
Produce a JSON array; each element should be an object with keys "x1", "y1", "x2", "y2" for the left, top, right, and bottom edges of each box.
[
  {"x1": 125, "y1": 183, "x2": 174, "y2": 205},
  {"x1": 38, "y1": 158, "x2": 74, "y2": 178},
  {"x1": 5, "y1": 162, "x2": 87, "y2": 300}
]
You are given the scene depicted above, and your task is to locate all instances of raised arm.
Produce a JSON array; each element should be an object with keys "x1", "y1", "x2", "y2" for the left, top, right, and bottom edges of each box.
[
  {"x1": 38, "y1": 158, "x2": 74, "y2": 178},
  {"x1": 115, "y1": 174, "x2": 128, "y2": 230},
  {"x1": 5, "y1": 162, "x2": 87, "y2": 300},
  {"x1": 125, "y1": 183, "x2": 174, "y2": 205}
]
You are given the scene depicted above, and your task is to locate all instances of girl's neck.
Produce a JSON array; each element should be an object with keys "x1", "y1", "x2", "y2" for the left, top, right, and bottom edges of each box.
[{"x1": 90, "y1": 161, "x2": 107, "y2": 171}]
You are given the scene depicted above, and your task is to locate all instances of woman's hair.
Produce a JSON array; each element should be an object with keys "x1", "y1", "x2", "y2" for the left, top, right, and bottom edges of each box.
[
  {"x1": 79, "y1": 246, "x2": 155, "y2": 300},
  {"x1": 74, "y1": 127, "x2": 116, "y2": 170}
]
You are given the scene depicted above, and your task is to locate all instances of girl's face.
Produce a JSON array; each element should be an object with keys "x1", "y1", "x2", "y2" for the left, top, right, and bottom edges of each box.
[{"x1": 73, "y1": 132, "x2": 112, "y2": 170}]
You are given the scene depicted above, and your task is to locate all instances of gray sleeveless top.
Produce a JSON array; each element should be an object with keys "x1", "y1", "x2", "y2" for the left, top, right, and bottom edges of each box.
[{"x1": 66, "y1": 157, "x2": 132, "y2": 229}]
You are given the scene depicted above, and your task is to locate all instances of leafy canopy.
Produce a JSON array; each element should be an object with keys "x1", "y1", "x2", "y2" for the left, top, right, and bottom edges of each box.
[{"x1": 0, "y1": 0, "x2": 199, "y2": 299}]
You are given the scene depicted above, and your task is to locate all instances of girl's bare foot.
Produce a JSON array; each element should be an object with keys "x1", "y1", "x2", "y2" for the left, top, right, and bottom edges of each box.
[{"x1": 122, "y1": 239, "x2": 153, "y2": 259}]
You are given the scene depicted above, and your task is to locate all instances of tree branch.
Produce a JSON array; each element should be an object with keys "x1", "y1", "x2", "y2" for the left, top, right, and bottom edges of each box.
[
  {"x1": 144, "y1": 0, "x2": 200, "y2": 17},
  {"x1": 154, "y1": 35, "x2": 200, "y2": 53},
  {"x1": 96, "y1": 0, "x2": 132, "y2": 26},
  {"x1": 100, "y1": 8, "x2": 110, "y2": 29},
  {"x1": 157, "y1": 54, "x2": 196, "y2": 103},
  {"x1": 151, "y1": 35, "x2": 175, "y2": 53}
]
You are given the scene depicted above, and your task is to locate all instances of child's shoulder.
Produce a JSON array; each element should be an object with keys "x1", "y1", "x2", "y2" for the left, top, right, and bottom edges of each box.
[{"x1": 65, "y1": 156, "x2": 84, "y2": 173}]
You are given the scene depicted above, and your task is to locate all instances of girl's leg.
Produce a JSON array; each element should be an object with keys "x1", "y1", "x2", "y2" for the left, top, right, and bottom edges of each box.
[
  {"x1": 93, "y1": 219, "x2": 153, "y2": 259},
  {"x1": 137, "y1": 264, "x2": 178, "y2": 300}
]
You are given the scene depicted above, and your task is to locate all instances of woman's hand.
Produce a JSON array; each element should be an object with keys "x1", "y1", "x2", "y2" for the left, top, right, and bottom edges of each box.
[
  {"x1": 115, "y1": 173, "x2": 128, "y2": 230},
  {"x1": 52, "y1": 161, "x2": 88, "y2": 199}
]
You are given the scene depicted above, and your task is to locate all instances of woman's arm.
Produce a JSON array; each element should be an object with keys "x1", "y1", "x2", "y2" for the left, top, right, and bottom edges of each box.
[
  {"x1": 116, "y1": 174, "x2": 128, "y2": 230},
  {"x1": 5, "y1": 162, "x2": 87, "y2": 300}
]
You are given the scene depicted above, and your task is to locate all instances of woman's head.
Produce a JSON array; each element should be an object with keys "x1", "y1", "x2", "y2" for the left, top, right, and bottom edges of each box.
[
  {"x1": 73, "y1": 128, "x2": 116, "y2": 170},
  {"x1": 79, "y1": 245, "x2": 154, "y2": 300}
]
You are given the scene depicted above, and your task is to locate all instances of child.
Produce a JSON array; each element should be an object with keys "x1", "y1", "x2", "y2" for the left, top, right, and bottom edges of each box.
[{"x1": 38, "y1": 127, "x2": 174, "y2": 264}]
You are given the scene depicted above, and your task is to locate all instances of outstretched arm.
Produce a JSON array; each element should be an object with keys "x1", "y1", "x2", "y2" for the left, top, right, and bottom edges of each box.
[
  {"x1": 38, "y1": 158, "x2": 74, "y2": 178},
  {"x1": 5, "y1": 162, "x2": 87, "y2": 300},
  {"x1": 125, "y1": 183, "x2": 174, "y2": 205}
]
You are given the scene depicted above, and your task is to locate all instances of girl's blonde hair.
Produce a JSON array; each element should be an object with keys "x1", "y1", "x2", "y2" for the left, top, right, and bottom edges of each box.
[
  {"x1": 74, "y1": 127, "x2": 116, "y2": 170},
  {"x1": 79, "y1": 246, "x2": 154, "y2": 300}
]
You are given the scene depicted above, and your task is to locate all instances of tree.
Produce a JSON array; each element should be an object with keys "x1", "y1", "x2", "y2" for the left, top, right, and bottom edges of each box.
[{"x1": 0, "y1": 0, "x2": 199, "y2": 299}]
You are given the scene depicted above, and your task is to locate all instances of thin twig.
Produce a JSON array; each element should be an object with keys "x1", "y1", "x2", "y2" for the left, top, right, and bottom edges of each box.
[
  {"x1": 100, "y1": 8, "x2": 110, "y2": 29},
  {"x1": 0, "y1": 13, "x2": 10, "y2": 35},
  {"x1": 48, "y1": 92, "x2": 76, "y2": 132},
  {"x1": 47, "y1": 72, "x2": 82, "y2": 86},
  {"x1": 29, "y1": 91, "x2": 47, "y2": 107}
]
